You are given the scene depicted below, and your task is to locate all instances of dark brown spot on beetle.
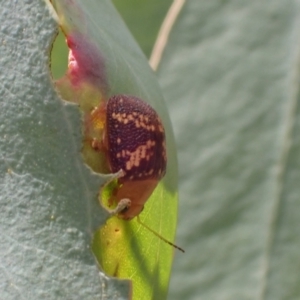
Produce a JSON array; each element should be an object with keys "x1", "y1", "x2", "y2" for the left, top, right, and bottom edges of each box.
[{"x1": 105, "y1": 95, "x2": 167, "y2": 182}]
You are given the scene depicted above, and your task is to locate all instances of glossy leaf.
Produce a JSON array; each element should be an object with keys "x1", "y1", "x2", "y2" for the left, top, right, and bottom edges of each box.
[{"x1": 50, "y1": 0, "x2": 179, "y2": 299}]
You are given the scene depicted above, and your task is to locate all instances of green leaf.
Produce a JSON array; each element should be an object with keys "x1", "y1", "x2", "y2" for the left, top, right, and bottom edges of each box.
[
  {"x1": 0, "y1": 1, "x2": 131, "y2": 299},
  {"x1": 50, "y1": 0, "x2": 179, "y2": 299},
  {"x1": 151, "y1": 0, "x2": 300, "y2": 299}
]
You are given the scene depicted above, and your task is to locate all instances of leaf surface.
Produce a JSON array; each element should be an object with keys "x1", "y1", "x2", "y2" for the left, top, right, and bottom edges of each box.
[
  {"x1": 0, "y1": 1, "x2": 130, "y2": 299},
  {"x1": 0, "y1": 0, "x2": 178, "y2": 299},
  {"x1": 152, "y1": 1, "x2": 300, "y2": 299},
  {"x1": 50, "y1": 0, "x2": 179, "y2": 299}
]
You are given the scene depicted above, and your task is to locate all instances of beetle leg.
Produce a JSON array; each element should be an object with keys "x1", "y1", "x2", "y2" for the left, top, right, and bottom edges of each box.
[{"x1": 99, "y1": 169, "x2": 125, "y2": 212}]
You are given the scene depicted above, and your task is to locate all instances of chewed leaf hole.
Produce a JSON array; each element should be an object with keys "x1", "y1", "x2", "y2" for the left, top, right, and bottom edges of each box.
[{"x1": 49, "y1": 26, "x2": 110, "y2": 174}]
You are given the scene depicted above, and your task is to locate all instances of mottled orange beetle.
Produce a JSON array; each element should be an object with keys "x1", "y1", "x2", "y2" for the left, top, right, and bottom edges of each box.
[
  {"x1": 103, "y1": 95, "x2": 166, "y2": 219},
  {"x1": 90, "y1": 94, "x2": 184, "y2": 252}
]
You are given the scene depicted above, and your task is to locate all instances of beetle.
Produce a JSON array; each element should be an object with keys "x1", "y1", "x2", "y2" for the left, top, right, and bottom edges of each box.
[
  {"x1": 92, "y1": 94, "x2": 167, "y2": 219},
  {"x1": 89, "y1": 94, "x2": 184, "y2": 252}
]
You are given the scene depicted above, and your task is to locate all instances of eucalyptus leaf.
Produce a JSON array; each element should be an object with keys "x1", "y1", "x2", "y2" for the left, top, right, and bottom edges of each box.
[
  {"x1": 155, "y1": 1, "x2": 300, "y2": 299},
  {"x1": 50, "y1": 0, "x2": 179, "y2": 298},
  {"x1": 0, "y1": 0, "x2": 179, "y2": 299}
]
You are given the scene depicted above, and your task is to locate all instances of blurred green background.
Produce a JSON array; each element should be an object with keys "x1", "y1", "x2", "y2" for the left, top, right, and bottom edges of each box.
[{"x1": 112, "y1": 0, "x2": 172, "y2": 58}]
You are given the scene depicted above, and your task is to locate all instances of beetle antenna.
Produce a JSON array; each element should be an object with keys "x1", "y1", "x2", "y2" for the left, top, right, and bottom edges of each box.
[
  {"x1": 99, "y1": 169, "x2": 125, "y2": 214},
  {"x1": 137, "y1": 216, "x2": 185, "y2": 253}
]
